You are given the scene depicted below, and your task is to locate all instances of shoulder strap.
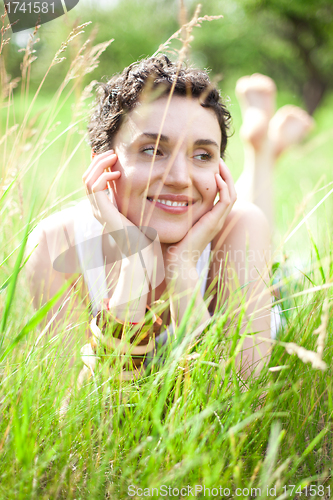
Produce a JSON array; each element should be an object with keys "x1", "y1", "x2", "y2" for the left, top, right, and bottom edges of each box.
[{"x1": 73, "y1": 198, "x2": 109, "y2": 317}]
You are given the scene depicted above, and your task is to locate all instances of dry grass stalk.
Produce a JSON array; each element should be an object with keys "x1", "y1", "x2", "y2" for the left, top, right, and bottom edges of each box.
[
  {"x1": 0, "y1": 124, "x2": 18, "y2": 148},
  {"x1": 0, "y1": 8, "x2": 11, "y2": 57},
  {"x1": 1, "y1": 22, "x2": 92, "y2": 183},
  {"x1": 257, "y1": 330, "x2": 328, "y2": 372},
  {"x1": 66, "y1": 38, "x2": 114, "y2": 84},
  {"x1": 19, "y1": 23, "x2": 40, "y2": 100},
  {"x1": 138, "y1": 6, "x2": 211, "y2": 227},
  {"x1": 268, "y1": 365, "x2": 289, "y2": 372},
  {"x1": 284, "y1": 342, "x2": 327, "y2": 371},
  {"x1": 0, "y1": 51, "x2": 20, "y2": 102},
  {"x1": 15, "y1": 25, "x2": 41, "y2": 219},
  {"x1": 313, "y1": 297, "x2": 329, "y2": 358},
  {"x1": 52, "y1": 22, "x2": 92, "y2": 66},
  {"x1": 153, "y1": 3, "x2": 223, "y2": 58},
  {"x1": 1, "y1": 20, "x2": 102, "y2": 201}
]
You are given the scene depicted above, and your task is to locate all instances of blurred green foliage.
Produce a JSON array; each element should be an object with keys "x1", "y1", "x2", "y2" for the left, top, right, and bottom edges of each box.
[
  {"x1": 244, "y1": 0, "x2": 333, "y2": 113},
  {"x1": 2, "y1": 0, "x2": 333, "y2": 113}
]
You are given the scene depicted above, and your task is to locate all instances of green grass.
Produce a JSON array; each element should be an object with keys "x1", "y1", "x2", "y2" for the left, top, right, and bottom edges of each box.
[
  {"x1": 0, "y1": 283, "x2": 332, "y2": 498},
  {"x1": 1, "y1": 16, "x2": 333, "y2": 500}
]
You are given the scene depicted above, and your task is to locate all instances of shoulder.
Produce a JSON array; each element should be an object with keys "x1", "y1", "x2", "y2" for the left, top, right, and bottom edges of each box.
[
  {"x1": 27, "y1": 204, "x2": 77, "y2": 249},
  {"x1": 229, "y1": 200, "x2": 270, "y2": 228},
  {"x1": 212, "y1": 201, "x2": 270, "y2": 250},
  {"x1": 38, "y1": 203, "x2": 78, "y2": 236}
]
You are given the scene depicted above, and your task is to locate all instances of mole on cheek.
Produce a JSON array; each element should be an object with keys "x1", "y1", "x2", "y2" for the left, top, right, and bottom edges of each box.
[{"x1": 206, "y1": 188, "x2": 209, "y2": 190}]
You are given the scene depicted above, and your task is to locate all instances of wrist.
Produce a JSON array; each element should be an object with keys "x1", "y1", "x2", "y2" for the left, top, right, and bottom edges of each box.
[{"x1": 164, "y1": 258, "x2": 198, "y2": 286}]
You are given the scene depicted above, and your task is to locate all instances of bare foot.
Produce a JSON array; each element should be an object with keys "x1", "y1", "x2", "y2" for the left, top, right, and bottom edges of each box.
[
  {"x1": 236, "y1": 74, "x2": 277, "y2": 150},
  {"x1": 236, "y1": 73, "x2": 277, "y2": 116},
  {"x1": 268, "y1": 105, "x2": 315, "y2": 158}
]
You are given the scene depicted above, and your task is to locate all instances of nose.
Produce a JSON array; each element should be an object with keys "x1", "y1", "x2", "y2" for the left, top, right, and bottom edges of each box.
[{"x1": 163, "y1": 152, "x2": 192, "y2": 189}]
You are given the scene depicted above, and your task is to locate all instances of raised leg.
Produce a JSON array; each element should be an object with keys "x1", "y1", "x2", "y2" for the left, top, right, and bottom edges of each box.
[
  {"x1": 269, "y1": 105, "x2": 314, "y2": 158},
  {"x1": 235, "y1": 73, "x2": 314, "y2": 230}
]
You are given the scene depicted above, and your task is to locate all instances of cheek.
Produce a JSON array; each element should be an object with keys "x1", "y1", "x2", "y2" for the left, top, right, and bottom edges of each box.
[
  {"x1": 113, "y1": 158, "x2": 139, "y2": 195},
  {"x1": 112, "y1": 158, "x2": 149, "y2": 217},
  {"x1": 197, "y1": 173, "x2": 218, "y2": 204}
]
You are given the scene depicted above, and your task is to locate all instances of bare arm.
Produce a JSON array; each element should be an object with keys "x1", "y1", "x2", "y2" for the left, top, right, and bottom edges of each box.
[
  {"x1": 165, "y1": 258, "x2": 212, "y2": 335},
  {"x1": 210, "y1": 201, "x2": 272, "y2": 381},
  {"x1": 25, "y1": 218, "x2": 90, "y2": 359}
]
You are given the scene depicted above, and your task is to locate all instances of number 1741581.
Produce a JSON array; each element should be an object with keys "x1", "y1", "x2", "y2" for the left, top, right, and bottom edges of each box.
[
  {"x1": 282, "y1": 485, "x2": 330, "y2": 496},
  {"x1": 5, "y1": 2, "x2": 55, "y2": 14}
]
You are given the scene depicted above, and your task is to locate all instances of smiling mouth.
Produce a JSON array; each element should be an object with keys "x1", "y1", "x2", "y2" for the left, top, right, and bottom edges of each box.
[{"x1": 147, "y1": 197, "x2": 189, "y2": 207}]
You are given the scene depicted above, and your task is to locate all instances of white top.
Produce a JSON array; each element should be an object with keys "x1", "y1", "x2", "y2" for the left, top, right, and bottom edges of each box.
[
  {"x1": 72, "y1": 198, "x2": 281, "y2": 339},
  {"x1": 73, "y1": 199, "x2": 211, "y2": 317}
]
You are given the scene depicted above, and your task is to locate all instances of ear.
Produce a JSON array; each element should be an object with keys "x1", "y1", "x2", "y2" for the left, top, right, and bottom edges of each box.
[{"x1": 91, "y1": 150, "x2": 96, "y2": 160}]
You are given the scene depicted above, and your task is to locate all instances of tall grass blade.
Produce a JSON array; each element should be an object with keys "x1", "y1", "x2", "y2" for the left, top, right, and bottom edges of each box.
[
  {"x1": 0, "y1": 171, "x2": 20, "y2": 210},
  {"x1": 0, "y1": 201, "x2": 35, "y2": 346},
  {"x1": 0, "y1": 276, "x2": 77, "y2": 363}
]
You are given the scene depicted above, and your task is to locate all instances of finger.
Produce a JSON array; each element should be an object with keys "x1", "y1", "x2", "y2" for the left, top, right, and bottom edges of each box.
[
  {"x1": 196, "y1": 174, "x2": 230, "y2": 241},
  {"x1": 219, "y1": 159, "x2": 237, "y2": 203},
  {"x1": 219, "y1": 159, "x2": 237, "y2": 204},
  {"x1": 91, "y1": 171, "x2": 121, "y2": 193},
  {"x1": 82, "y1": 150, "x2": 116, "y2": 183},
  {"x1": 84, "y1": 153, "x2": 117, "y2": 186},
  {"x1": 90, "y1": 190, "x2": 149, "y2": 251},
  {"x1": 181, "y1": 180, "x2": 230, "y2": 255},
  {"x1": 84, "y1": 154, "x2": 118, "y2": 193},
  {"x1": 89, "y1": 190, "x2": 122, "y2": 231},
  {"x1": 215, "y1": 173, "x2": 231, "y2": 211},
  {"x1": 82, "y1": 150, "x2": 114, "y2": 181}
]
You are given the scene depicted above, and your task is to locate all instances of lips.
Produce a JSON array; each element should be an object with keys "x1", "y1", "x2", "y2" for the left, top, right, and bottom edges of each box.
[
  {"x1": 146, "y1": 195, "x2": 194, "y2": 213},
  {"x1": 147, "y1": 198, "x2": 188, "y2": 207},
  {"x1": 147, "y1": 194, "x2": 194, "y2": 204}
]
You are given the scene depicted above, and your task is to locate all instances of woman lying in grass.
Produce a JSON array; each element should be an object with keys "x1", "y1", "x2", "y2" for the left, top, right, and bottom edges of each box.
[{"x1": 26, "y1": 56, "x2": 273, "y2": 383}]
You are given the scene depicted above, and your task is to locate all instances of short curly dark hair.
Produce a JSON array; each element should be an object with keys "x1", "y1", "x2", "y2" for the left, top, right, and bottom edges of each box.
[{"x1": 88, "y1": 55, "x2": 231, "y2": 156}]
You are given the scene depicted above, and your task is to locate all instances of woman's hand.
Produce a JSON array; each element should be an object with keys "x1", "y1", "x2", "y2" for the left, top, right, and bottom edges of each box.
[
  {"x1": 83, "y1": 150, "x2": 153, "y2": 255},
  {"x1": 82, "y1": 150, "x2": 123, "y2": 232},
  {"x1": 165, "y1": 159, "x2": 237, "y2": 273},
  {"x1": 163, "y1": 159, "x2": 236, "y2": 332},
  {"x1": 82, "y1": 150, "x2": 159, "y2": 320}
]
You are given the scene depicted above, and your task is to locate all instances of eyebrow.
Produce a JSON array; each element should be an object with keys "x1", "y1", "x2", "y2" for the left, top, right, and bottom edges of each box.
[
  {"x1": 193, "y1": 139, "x2": 219, "y2": 150},
  {"x1": 140, "y1": 133, "x2": 169, "y2": 143},
  {"x1": 138, "y1": 133, "x2": 219, "y2": 150}
]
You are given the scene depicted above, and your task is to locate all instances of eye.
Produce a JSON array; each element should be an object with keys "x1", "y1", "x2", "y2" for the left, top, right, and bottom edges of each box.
[
  {"x1": 141, "y1": 146, "x2": 163, "y2": 157},
  {"x1": 193, "y1": 151, "x2": 213, "y2": 161}
]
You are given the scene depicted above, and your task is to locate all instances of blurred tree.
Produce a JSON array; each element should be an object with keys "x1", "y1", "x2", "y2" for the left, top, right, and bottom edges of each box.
[
  {"x1": 2, "y1": 0, "x2": 179, "y2": 94},
  {"x1": 2, "y1": 0, "x2": 332, "y2": 115},
  {"x1": 244, "y1": 0, "x2": 333, "y2": 113}
]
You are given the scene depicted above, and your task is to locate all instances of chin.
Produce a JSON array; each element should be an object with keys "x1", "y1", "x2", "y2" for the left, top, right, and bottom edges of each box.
[
  {"x1": 155, "y1": 228, "x2": 188, "y2": 245},
  {"x1": 159, "y1": 235, "x2": 183, "y2": 245},
  {"x1": 132, "y1": 212, "x2": 192, "y2": 244}
]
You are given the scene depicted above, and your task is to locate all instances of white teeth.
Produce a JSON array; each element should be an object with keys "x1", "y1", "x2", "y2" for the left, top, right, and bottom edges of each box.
[
  {"x1": 160, "y1": 199, "x2": 187, "y2": 206},
  {"x1": 147, "y1": 198, "x2": 188, "y2": 207}
]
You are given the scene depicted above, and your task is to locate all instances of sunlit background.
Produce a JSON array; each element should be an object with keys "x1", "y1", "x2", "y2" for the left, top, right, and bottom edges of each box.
[
  {"x1": 1, "y1": 3, "x2": 333, "y2": 493},
  {"x1": 2, "y1": 0, "x2": 333, "y2": 269}
]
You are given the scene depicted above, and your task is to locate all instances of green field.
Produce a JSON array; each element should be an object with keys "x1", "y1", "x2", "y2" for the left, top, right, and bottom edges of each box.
[{"x1": 1, "y1": 11, "x2": 333, "y2": 500}]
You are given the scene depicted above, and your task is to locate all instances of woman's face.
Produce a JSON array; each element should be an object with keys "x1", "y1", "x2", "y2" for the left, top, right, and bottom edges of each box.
[{"x1": 112, "y1": 95, "x2": 222, "y2": 244}]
